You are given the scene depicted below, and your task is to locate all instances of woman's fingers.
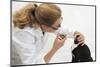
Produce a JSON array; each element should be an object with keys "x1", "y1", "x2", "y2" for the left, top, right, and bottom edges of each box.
[
  {"x1": 53, "y1": 34, "x2": 67, "y2": 50},
  {"x1": 77, "y1": 40, "x2": 85, "y2": 46},
  {"x1": 77, "y1": 37, "x2": 84, "y2": 42},
  {"x1": 57, "y1": 34, "x2": 66, "y2": 40},
  {"x1": 74, "y1": 32, "x2": 85, "y2": 41},
  {"x1": 74, "y1": 33, "x2": 85, "y2": 46}
]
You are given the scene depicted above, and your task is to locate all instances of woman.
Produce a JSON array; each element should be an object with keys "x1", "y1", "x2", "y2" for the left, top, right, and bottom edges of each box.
[{"x1": 12, "y1": 3, "x2": 85, "y2": 65}]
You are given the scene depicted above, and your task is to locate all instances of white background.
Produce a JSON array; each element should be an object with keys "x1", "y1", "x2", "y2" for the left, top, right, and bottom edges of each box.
[{"x1": 0, "y1": 0, "x2": 100, "y2": 67}]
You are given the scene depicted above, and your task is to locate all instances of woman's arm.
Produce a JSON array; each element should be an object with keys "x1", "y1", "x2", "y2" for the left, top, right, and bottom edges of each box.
[
  {"x1": 44, "y1": 34, "x2": 66, "y2": 63},
  {"x1": 44, "y1": 47, "x2": 58, "y2": 63}
]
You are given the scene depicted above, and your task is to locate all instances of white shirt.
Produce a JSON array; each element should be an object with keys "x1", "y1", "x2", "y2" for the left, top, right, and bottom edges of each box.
[
  {"x1": 12, "y1": 27, "x2": 46, "y2": 65},
  {"x1": 12, "y1": 26, "x2": 76, "y2": 65}
]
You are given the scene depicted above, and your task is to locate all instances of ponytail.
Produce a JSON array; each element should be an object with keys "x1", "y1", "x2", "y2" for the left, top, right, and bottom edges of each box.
[
  {"x1": 13, "y1": 3, "x2": 61, "y2": 29},
  {"x1": 13, "y1": 3, "x2": 38, "y2": 29}
]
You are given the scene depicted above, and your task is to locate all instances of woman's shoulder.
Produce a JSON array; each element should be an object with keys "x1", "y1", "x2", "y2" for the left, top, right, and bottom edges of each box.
[
  {"x1": 12, "y1": 27, "x2": 37, "y2": 39},
  {"x1": 12, "y1": 27, "x2": 37, "y2": 44},
  {"x1": 13, "y1": 27, "x2": 35, "y2": 35}
]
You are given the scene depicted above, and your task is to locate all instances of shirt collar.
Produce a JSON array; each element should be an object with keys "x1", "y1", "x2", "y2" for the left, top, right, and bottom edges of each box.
[
  {"x1": 23, "y1": 26, "x2": 44, "y2": 37},
  {"x1": 32, "y1": 27, "x2": 44, "y2": 37}
]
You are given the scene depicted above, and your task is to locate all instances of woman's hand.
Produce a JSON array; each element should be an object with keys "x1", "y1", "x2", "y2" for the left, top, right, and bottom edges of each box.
[
  {"x1": 52, "y1": 34, "x2": 67, "y2": 51},
  {"x1": 74, "y1": 31, "x2": 85, "y2": 46}
]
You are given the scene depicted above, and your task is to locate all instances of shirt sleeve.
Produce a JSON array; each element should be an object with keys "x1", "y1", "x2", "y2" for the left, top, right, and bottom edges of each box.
[{"x1": 12, "y1": 31, "x2": 45, "y2": 65}]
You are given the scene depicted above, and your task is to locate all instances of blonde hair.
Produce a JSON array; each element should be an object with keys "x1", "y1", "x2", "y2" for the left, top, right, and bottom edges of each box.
[{"x1": 13, "y1": 3, "x2": 61, "y2": 29}]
